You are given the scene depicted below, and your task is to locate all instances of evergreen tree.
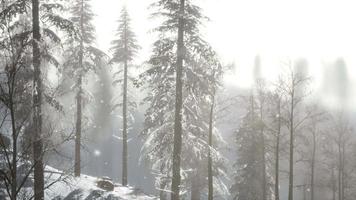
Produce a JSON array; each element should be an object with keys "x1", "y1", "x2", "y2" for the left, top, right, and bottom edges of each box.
[
  {"x1": 110, "y1": 7, "x2": 140, "y2": 186},
  {"x1": 63, "y1": 0, "x2": 104, "y2": 177},
  {"x1": 171, "y1": 0, "x2": 185, "y2": 198},
  {"x1": 140, "y1": 0, "x2": 227, "y2": 199},
  {"x1": 231, "y1": 95, "x2": 264, "y2": 200}
]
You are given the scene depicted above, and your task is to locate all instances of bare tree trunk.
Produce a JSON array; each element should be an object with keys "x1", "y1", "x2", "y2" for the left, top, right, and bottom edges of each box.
[
  {"x1": 274, "y1": 98, "x2": 281, "y2": 200},
  {"x1": 32, "y1": 0, "x2": 45, "y2": 199},
  {"x1": 171, "y1": 0, "x2": 185, "y2": 199},
  {"x1": 122, "y1": 51, "x2": 128, "y2": 186},
  {"x1": 74, "y1": 0, "x2": 84, "y2": 177},
  {"x1": 10, "y1": 97, "x2": 17, "y2": 200},
  {"x1": 288, "y1": 89, "x2": 295, "y2": 200},
  {"x1": 310, "y1": 129, "x2": 316, "y2": 200},
  {"x1": 208, "y1": 97, "x2": 214, "y2": 200},
  {"x1": 74, "y1": 74, "x2": 82, "y2": 177}
]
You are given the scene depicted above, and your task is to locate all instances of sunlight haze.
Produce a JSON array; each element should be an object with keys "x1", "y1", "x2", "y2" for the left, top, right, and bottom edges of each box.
[{"x1": 92, "y1": 0, "x2": 356, "y2": 87}]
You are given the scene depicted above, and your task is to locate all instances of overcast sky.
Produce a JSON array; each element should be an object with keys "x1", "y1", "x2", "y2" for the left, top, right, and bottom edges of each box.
[{"x1": 91, "y1": 0, "x2": 356, "y2": 109}]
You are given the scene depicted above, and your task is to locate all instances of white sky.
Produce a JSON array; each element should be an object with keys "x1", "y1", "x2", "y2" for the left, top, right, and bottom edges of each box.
[{"x1": 91, "y1": 0, "x2": 356, "y2": 93}]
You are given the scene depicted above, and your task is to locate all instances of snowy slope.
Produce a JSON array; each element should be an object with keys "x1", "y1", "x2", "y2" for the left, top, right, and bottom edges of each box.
[{"x1": 44, "y1": 166, "x2": 157, "y2": 200}]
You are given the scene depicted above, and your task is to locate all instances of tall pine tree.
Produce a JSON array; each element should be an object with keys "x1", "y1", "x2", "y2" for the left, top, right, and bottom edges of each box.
[
  {"x1": 231, "y1": 95, "x2": 264, "y2": 200},
  {"x1": 110, "y1": 7, "x2": 139, "y2": 186},
  {"x1": 63, "y1": 0, "x2": 104, "y2": 177},
  {"x1": 140, "y1": 0, "x2": 227, "y2": 199}
]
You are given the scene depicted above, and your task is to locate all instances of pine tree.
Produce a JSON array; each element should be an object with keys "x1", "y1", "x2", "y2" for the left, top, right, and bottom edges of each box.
[
  {"x1": 171, "y1": 0, "x2": 185, "y2": 198},
  {"x1": 63, "y1": 0, "x2": 104, "y2": 177},
  {"x1": 140, "y1": 0, "x2": 227, "y2": 199},
  {"x1": 230, "y1": 91, "x2": 277, "y2": 200},
  {"x1": 231, "y1": 95, "x2": 264, "y2": 200},
  {"x1": 110, "y1": 7, "x2": 140, "y2": 186}
]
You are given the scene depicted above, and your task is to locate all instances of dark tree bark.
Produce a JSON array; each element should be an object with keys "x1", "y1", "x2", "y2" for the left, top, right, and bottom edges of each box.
[
  {"x1": 208, "y1": 97, "x2": 214, "y2": 200},
  {"x1": 32, "y1": 0, "x2": 45, "y2": 199},
  {"x1": 171, "y1": 0, "x2": 185, "y2": 199},
  {"x1": 274, "y1": 97, "x2": 281, "y2": 200},
  {"x1": 74, "y1": 75, "x2": 82, "y2": 177},
  {"x1": 74, "y1": 0, "x2": 84, "y2": 177},
  {"x1": 10, "y1": 88, "x2": 17, "y2": 200}
]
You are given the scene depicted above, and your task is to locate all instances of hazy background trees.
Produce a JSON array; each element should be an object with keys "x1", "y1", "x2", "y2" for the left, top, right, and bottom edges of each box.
[{"x1": 1, "y1": 0, "x2": 356, "y2": 200}]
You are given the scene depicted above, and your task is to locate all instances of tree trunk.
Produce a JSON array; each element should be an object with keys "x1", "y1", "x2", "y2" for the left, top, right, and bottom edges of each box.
[
  {"x1": 191, "y1": 175, "x2": 201, "y2": 200},
  {"x1": 10, "y1": 97, "x2": 17, "y2": 200},
  {"x1": 338, "y1": 137, "x2": 342, "y2": 200},
  {"x1": 159, "y1": 162, "x2": 166, "y2": 200},
  {"x1": 341, "y1": 142, "x2": 345, "y2": 200},
  {"x1": 332, "y1": 167, "x2": 336, "y2": 200},
  {"x1": 121, "y1": 15, "x2": 129, "y2": 186},
  {"x1": 260, "y1": 107, "x2": 267, "y2": 200},
  {"x1": 208, "y1": 97, "x2": 214, "y2": 200},
  {"x1": 274, "y1": 98, "x2": 281, "y2": 200},
  {"x1": 32, "y1": 0, "x2": 45, "y2": 199},
  {"x1": 160, "y1": 181, "x2": 166, "y2": 200},
  {"x1": 310, "y1": 129, "x2": 316, "y2": 200},
  {"x1": 288, "y1": 89, "x2": 295, "y2": 200},
  {"x1": 171, "y1": 0, "x2": 185, "y2": 199},
  {"x1": 74, "y1": 0, "x2": 85, "y2": 177},
  {"x1": 122, "y1": 52, "x2": 128, "y2": 186},
  {"x1": 74, "y1": 74, "x2": 82, "y2": 177},
  {"x1": 159, "y1": 123, "x2": 166, "y2": 200}
]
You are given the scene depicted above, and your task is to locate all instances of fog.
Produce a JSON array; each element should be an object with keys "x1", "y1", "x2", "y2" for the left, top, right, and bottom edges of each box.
[{"x1": 1, "y1": 0, "x2": 356, "y2": 199}]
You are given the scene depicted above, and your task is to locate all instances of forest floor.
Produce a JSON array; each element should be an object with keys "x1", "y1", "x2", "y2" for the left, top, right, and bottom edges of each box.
[{"x1": 43, "y1": 166, "x2": 157, "y2": 199}]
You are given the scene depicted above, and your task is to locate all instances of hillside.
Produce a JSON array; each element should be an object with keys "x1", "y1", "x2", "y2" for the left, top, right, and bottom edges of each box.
[{"x1": 44, "y1": 167, "x2": 157, "y2": 200}]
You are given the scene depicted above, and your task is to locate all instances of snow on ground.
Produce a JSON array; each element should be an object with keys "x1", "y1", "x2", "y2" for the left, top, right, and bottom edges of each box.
[{"x1": 44, "y1": 166, "x2": 157, "y2": 200}]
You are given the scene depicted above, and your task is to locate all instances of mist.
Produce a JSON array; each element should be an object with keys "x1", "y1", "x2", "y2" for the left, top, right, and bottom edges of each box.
[{"x1": 0, "y1": 0, "x2": 355, "y2": 200}]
